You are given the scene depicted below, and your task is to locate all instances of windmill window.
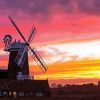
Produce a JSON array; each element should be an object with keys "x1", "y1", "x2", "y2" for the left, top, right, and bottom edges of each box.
[
  {"x1": 29, "y1": 92, "x2": 33, "y2": 96},
  {"x1": 9, "y1": 91, "x2": 12, "y2": 96},
  {"x1": 3, "y1": 91, "x2": 7, "y2": 96},
  {"x1": 13, "y1": 92, "x2": 17, "y2": 98},
  {"x1": 36, "y1": 92, "x2": 43, "y2": 96},
  {"x1": 18, "y1": 92, "x2": 24, "y2": 96}
]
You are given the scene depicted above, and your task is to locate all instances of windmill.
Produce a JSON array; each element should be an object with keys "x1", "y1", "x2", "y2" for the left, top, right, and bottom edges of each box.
[{"x1": 3, "y1": 16, "x2": 47, "y2": 80}]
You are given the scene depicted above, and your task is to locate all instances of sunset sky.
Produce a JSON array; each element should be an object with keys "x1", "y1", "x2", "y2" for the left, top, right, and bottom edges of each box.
[{"x1": 0, "y1": 0, "x2": 100, "y2": 85}]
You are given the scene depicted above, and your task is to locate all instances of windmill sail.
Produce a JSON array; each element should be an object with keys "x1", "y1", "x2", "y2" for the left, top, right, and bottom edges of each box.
[
  {"x1": 28, "y1": 26, "x2": 36, "y2": 43},
  {"x1": 29, "y1": 47, "x2": 47, "y2": 72},
  {"x1": 15, "y1": 46, "x2": 28, "y2": 67},
  {"x1": 9, "y1": 16, "x2": 28, "y2": 43}
]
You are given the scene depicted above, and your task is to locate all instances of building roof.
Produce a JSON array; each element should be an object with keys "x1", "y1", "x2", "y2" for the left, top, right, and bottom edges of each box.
[
  {"x1": 0, "y1": 79, "x2": 50, "y2": 92},
  {"x1": 0, "y1": 80, "x2": 9, "y2": 90}
]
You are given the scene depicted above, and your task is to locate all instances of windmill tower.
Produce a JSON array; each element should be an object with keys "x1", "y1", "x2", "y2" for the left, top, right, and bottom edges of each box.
[{"x1": 3, "y1": 16, "x2": 47, "y2": 80}]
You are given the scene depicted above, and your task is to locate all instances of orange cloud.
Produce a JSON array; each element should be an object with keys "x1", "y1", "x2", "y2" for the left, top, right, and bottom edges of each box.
[{"x1": 32, "y1": 59, "x2": 100, "y2": 84}]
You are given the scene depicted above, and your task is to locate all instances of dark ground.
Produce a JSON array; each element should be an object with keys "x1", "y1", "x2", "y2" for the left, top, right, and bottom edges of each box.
[{"x1": 1, "y1": 96, "x2": 100, "y2": 100}]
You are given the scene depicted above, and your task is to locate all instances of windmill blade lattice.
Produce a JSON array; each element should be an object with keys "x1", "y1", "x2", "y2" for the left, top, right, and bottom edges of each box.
[
  {"x1": 28, "y1": 26, "x2": 36, "y2": 43},
  {"x1": 15, "y1": 47, "x2": 28, "y2": 67},
  {"x1": 29, "y1": 47, "x2": 47, "y2": 72}
]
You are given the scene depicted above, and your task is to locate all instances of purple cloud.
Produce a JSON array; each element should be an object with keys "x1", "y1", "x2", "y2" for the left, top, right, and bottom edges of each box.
[
  {"x1": 0, "y1": 0, "x2": 100, "y2": 20},
  {"x1": 77, "y1": 0, "x2": 100, "y2": 15},
  {"x1": 0, "y1": 0, "x2": 71, "y2": 16}
]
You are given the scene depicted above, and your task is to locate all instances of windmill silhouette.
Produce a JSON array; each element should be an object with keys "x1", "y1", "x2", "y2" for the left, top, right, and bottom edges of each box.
[{"x1": 3, "y1": 16, "x2": 47, "y2": 80}]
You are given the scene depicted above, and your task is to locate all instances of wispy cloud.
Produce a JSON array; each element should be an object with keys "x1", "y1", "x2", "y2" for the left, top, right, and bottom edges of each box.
[{"x1": 31, "y1": 40, "x2": 100, "y2": 65}]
